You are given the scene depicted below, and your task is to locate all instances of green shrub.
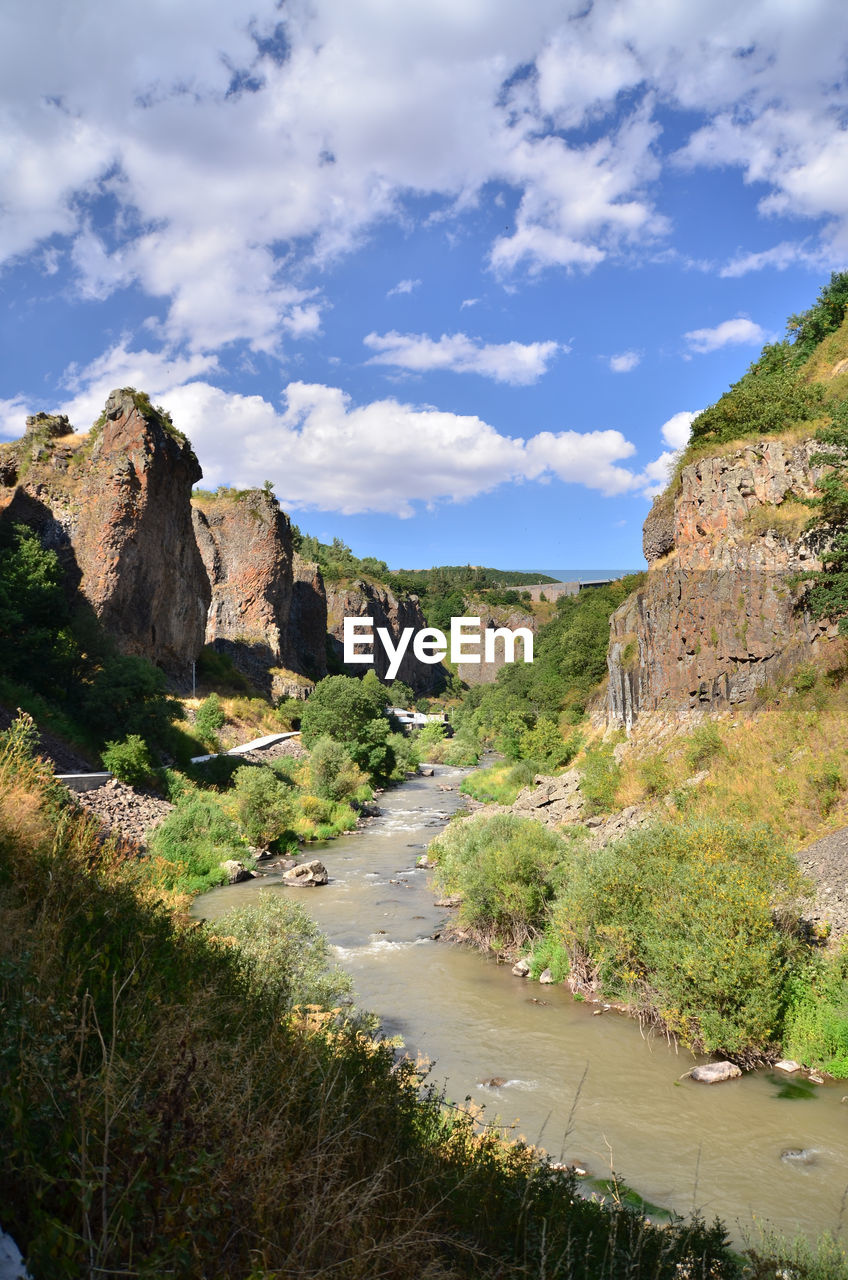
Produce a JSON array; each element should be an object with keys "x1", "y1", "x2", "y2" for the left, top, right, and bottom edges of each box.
[
  {"x1": 430, "y1": 814, "x2": 567, "y2": 949},
  {"x1": 147, "y1": 793, "x2": 246, "y2": 892},
  {"x1": 551, "y1": 819, "x2": 805, "y2": 1053},
  {"x1": 101, "y1": 734, "x2": 156, "y2": 788},
  {"x1": 519, "y1": 718, "x2": 578, "y2": 768},
  {"x1": 529, "y1": 933, "x2": 570, "y2": 983},
  {"x1": 195, "y1": 691, "x2": 226, "y2": 745},
  {"x1": 211, "y1": 892, "x2": 354, "y2": 1012},
  {"x1": 638, "y1": 752, "x2": 669, "y2": 797},
  {"x1": 685, "y1": 723, "x2": 725, "y2": 772},
  {"x1": 806, "y1": 757, "x2": 845, "y2": 815},
  {"x1": 229, "y1": 764, "x2": 293, "y2": 848},
  {"x1": 309, "y1": 735, "x2": 369, "y2": 801},
  {"x1": 580, "y1": 746, "x2": 621, "y2": 815},
  {"x1": 443, "y1": 735, "x2": 480, "y2": 767},
  {"x1": 782, "y1": 944, "x2": 848, "y2": 1077},
  {"x1": 461, "y1": 759, "x2": 538, "y2": 806}
]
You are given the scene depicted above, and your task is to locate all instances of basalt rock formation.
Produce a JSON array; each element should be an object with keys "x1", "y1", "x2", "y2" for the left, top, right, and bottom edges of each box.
[
  {"x1": 326, "y1": 580, "x2": 442, "y2": 693},
  {"x1": 0, "y1": 389, "x2": 209, "y2": 674},
  {"x1": 192, "y1": 492, "x2": 328, "y2": 699},
  {"x1": 609, "y1": 437, "x2": 840, "y2": 729},
  {"x1": 455, "y1": 606, "x2": 536, "y2": 686}
]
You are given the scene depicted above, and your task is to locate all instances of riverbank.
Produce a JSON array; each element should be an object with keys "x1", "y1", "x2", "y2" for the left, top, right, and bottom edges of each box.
[{"x1": 196, "y1": 763, "x2": 848, "y2": 1253}]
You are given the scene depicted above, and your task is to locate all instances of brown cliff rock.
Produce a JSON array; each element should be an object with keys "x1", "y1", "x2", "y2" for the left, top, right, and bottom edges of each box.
[
  {"x1": 456, "y1": 607, "x2": 536, "y2": 686},
  {"x1": 0, "y1": 389, "x2": 209, "y2": 673},
  {"x1": 326, "y1": 580, "x2": 442, "y2": 693},
  {"x1": 284, "y1": 553, "x2": 328, "y2": 687},
  {"x1": 192, "y1": 489, "x2": 297, "y2": 695},
  {"x1": 608, "y1": 436, "x2": 840, "y2": 729}
]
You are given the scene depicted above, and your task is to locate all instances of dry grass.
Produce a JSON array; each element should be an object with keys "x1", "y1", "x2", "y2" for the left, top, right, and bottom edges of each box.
[
  {"x1": 612, "y1": 648, "x2": 848, "y2": 849},
  {"x1": 743, "y1": 498, "x2": 811, "y2": 539}
]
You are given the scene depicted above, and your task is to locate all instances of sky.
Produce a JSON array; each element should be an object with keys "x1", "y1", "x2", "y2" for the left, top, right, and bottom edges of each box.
[{"x1": 1, "y1": 1, "x2": 847, "y2": 570}]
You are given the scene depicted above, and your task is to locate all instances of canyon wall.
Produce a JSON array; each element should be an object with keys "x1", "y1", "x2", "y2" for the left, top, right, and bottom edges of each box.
[
  {"x1": 325, "y1": 580, "x2": 443, "y2": 693},
  {"x1": 0, "y1": 390, "x2": 209, "y2": 673},
  {"x1": 608, "y1": 437, "x2": 840, "y2": 730}
]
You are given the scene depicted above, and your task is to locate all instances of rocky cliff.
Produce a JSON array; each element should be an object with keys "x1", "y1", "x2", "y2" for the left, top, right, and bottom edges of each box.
[
  {"x1": 0, "y1": 390, "x2": 209, "y2": 673},
  {"x1": 609, "y1": 436, "x2": 841, "y2": 729},
  {"x1": 325, "y1": 580, "x2": 443, "y2": 693},
  {"x1": 456, "y1": 605, "x2": 536, "y2": 686},
  {"x1": 192, "y1": 491, "x2": 328, "y2": 698}
]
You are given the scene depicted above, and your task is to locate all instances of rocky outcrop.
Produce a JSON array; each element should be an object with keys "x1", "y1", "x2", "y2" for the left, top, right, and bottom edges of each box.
[
  {"x1": 284, "y1": 553, "x2": 328, "y2": 687},
  {"x1": 326, "y1": 580, "x2": 442, "y2": 693},
  {"x1": 456, "y1": 606, "x2": 536, "y2": 686},
  {"x1": 0, "y1": 389, "x2": 210, "y2": 673},
  {"x1": 193, "y1": 489, "x2": 303, "y2": 696},
  {"x1": 609, "y1": 436, "x2": 841, "y2": 729}
]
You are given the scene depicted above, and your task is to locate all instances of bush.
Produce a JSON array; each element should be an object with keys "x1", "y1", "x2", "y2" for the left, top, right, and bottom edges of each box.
[
  {"x1": 443, "y1": 735, "x2": 480, "y2": 767},
  {"x1": 461, "y1": 760, "x2": 539, "y2": 806},
  {"x1": 102, "y1": 734, "x2": 156, "y2": 788},
  {"x1": 229, "y1": 764, "x2": 293, "y2": 847},
  {"x1": 685, "y1": 723, "x2": 725, "y2": 772},
  {"x1": 781, "y1": 943, "x2": 848, "y2": 1077},
  {"x1": 580, "y1": 746, "x2": 621, "y2": 815},
  {"x1": 431, "y1": 814, "x2": 567, "y2": 949},
  {"x1": 300, "y1": 673, "x2": 386, "y2": 749},
  {"x1": 195, "y1": 691, "x2": 226, "y2": 745},
  {"x1": 551, "y1": 819, "x2": 805, "y2": 1052},
  {"x1": 148, "y1": 792, "x2": 246, "y2": 892},
  {"x1": 211, "y1": 892, "x2": 354, "y2": 1012},
  {"x1": 309, "y1": 736, "x2": 369, "y2": 802}
]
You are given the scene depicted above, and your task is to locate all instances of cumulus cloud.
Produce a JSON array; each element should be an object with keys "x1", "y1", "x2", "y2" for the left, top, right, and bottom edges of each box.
[
  {"x1": 363, "y1": 330, "x2": 563, "y2": 384},
  {"x1": 3, "y1": 1, "x2": 848, "y2": 357},
  {"x1": 660, "y1": 410, "x2": 697, "y2": 450},
  {"x1": 609, "y1": 351, "x2": 641, "y2": 373},
  {"x1": 636, "y1": 410, "x2": 698, "y2": 498},
  {"x1": 684, "y1": 317, "x2": 770, "y2": 354}
]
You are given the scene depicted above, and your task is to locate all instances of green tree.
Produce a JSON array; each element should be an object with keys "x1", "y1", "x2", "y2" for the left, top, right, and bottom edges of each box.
[
  {"x1": 308, "y1": 736, "x2": 368, "y2": 801},
  {"x1": 229, "y1": 765, "x2": 293, "y2": 848},
  {"x1": 195, "y1": 691, "x2": 226, "y2": 744},
  {"x1": 300, "y1": 673, "x2": 386, "y2": 749},
  {"x1": 805, "y1": 408, "x2": 848, "y2": 632}
]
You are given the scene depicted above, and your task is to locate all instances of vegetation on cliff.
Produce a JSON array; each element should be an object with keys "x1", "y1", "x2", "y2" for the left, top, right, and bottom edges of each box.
[{"x1": 0, "y1": 715, "x2": 741, "y2": 1280}]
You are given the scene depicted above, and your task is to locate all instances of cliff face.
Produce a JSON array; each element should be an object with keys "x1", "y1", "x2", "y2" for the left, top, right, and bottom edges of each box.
[
  {"x1": 0, "y1": 390, "x2": 209, "y2": 673},
  {"x1": 192, "y1": 493, "x2": 327, "y2": 698},
  {"x1": 192, "y1": 490, "x2": 295, "y2": 691},
  {"x1": 609, "y1": 437, "x2": 839, "y2": 730},
  {"x1": 285, "y1": 553, "x2": 328, "y2": 686},
  {"x1": 325, "y1": 580, "x2": 443, "y2": 693},
  {"x1": 456, "y1": 606, "x2": 536, "y2": 686}
]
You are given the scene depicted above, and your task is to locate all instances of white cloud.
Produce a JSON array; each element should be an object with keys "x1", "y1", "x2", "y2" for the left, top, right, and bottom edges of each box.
[
  {"x1": 387, "y1": 278, "x2": 421, "y2": 297},
  {"x1": 2, "y1": 1, "x2": 848, "y2": 357},
  {"x1": 661, "y1": 410, "x2": 697, "y2": 450},
  {"x1": 636, "y1": 410, "x2": 698, "y2": 498},
  {"x1": 363, "y1": 331, "x2": 563, "y2": 384},
  {"x1": 719, "y1": 241, "x2": 825, "y2": 278},
  {"x1": 684, "y1": 316, "x2": 770, "y2": 354},
  {"x1": 0, "y1": 396, "x2": 30, "y2": 440},
  {"x1": 609, "y1": 350, "x2": 641, "y2": 373},
  {"x1": 460, "y1": 297, "x2": 479, "y2": 309}
]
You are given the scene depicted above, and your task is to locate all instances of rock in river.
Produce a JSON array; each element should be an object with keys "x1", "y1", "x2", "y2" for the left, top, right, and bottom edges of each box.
[
  {"x1": 283, "y1": 859, "x2": 328, "y2": 887},
  {"x1": 690, "y1": 1061, "x2": 742, "y2": 1084},
  {"x1": 512, "y1": 958, "x2": 530, "y2": 977}
]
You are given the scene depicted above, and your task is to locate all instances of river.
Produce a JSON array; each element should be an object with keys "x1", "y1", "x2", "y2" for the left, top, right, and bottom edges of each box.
[{"x1": 195, "y1": 764, "x2": 848, "y2": 1247}]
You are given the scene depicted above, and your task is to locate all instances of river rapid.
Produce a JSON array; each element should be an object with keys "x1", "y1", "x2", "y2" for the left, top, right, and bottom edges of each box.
[{"x1": 195, "y1": 764, "x2": 848, "y2": 1247}]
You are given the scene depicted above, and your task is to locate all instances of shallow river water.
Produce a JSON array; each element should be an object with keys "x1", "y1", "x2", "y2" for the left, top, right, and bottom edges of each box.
[{"x1": 196, "y1": 765, "x2": 848, "y2": 1247}]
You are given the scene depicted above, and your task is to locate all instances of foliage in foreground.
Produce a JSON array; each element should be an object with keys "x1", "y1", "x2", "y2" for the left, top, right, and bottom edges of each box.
[{"x1": 0, "y1": 715, "x2": 741, "y2": 1280}]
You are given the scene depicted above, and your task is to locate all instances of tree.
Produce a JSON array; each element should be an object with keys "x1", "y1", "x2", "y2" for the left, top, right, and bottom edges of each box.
[{"x1": 299, "y1": 673, "x2": 387, "y2": 760}]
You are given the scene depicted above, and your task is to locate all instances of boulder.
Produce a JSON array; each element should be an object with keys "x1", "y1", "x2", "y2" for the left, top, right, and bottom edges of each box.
[
  {"x1": 434, "y1": 895, "x2": 461, "y2": 908},
  {"x1": 220, "y1": 859, "x2": 255, "y2": 884},
  {"x1": 774, "y1": 1059, "x2": 802, "y2": 1074},
  {"x1": 512, "y1": 958, "x2": 530, "y2": 977},
  {"x1": 690, "y1": 1061, "x2": 742, "y2": 1084},
  {"x1": 283, "y1": 859, "x2": 328, "y2": 887},
  {"x1": 538, "y1": 968, "x2": 554, "y2": 984}
]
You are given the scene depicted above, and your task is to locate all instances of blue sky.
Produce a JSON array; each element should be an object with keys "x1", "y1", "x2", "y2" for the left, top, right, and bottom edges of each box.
[{"x1": 1, "y1": 1, "x2": 847, "y2": 569}]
